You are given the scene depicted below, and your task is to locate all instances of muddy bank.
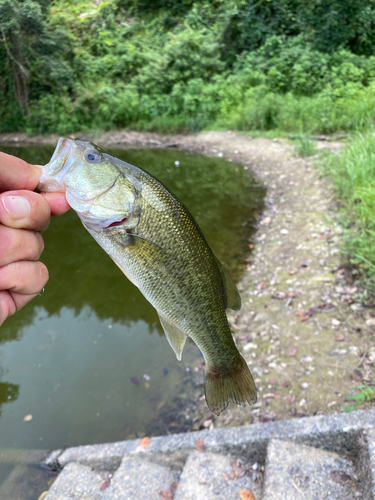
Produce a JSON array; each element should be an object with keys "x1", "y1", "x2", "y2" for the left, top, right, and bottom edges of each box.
[{"x1": 1, "y1": 130, "x2": 374, "y2": 431}]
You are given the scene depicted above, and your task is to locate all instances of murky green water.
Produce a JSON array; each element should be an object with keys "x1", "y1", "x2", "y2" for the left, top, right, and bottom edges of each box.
[{"x1": 0, "y1": 145, "x2": 265, "y2": 452}]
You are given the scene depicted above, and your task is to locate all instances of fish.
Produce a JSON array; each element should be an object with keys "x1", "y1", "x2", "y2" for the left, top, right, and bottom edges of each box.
[{"x1": 38, "y1": 138, "x2": 257, "y2": 415}]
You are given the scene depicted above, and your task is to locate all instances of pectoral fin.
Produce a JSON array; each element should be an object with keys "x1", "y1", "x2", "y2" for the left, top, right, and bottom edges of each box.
[
  {"x1": 217, "y1": 260, "x2": 241, "y2": 311},
  {"x1": 158, "y1": 312, "x2": 187, "y2": 361}
]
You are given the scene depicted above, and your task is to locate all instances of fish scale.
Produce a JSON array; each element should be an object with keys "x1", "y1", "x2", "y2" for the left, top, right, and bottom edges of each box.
[{"x1": 39, "y1": 137, "x2": 257, "y2": 415}]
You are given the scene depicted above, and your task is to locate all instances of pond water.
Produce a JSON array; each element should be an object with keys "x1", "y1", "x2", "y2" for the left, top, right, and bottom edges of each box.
[{"x1": 0, "y1": 145, "x2": 265, "y2": 453}]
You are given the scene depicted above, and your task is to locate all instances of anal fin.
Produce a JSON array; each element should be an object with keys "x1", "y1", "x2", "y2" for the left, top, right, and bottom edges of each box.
[{"x1": 158, "y1": 312, "x2": 187, "y2": 361}]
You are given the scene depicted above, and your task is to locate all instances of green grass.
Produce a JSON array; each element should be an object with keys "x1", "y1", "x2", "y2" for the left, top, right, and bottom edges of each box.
[
  {"x1": 294, "y1": 134, "x2": 318, "y2": 156},
  {"x1": 344, "y1": 379, "x2": 375, "y2": 412},
  {"x1": 323, "y1": 132, "x2": 375, "y2": 291}
]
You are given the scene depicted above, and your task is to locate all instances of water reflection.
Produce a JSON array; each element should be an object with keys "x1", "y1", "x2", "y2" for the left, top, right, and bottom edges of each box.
[{"x1": 0, "y1": 145, "x2": 265, "y2": 449}]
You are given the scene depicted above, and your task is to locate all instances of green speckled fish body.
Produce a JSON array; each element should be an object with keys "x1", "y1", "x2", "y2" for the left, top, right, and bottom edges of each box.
[{"x1": 39, "y1": 138, "x2": 257, "y2": 414}]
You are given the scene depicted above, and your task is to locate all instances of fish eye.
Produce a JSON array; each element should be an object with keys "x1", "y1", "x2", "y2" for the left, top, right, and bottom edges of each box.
[{"x1": 84, "y1": 150, "x2": 101, "y2": 163}]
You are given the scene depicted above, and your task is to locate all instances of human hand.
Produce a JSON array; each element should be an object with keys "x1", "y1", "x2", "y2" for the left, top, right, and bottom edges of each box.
[{"x1": 0, "y1": 151, "x2": 70, "y2": 326}]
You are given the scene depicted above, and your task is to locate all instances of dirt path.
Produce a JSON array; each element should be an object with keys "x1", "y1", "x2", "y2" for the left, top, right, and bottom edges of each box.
[{"x1": 1, "y1": 130, "x2": 374, "y2": 430}]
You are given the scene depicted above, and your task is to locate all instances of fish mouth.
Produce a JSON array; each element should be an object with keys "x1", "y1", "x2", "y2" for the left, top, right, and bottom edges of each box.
[
  {"x1": 103, "y1": 217, "x2": 129, "y2": 229},
  {"x1": 38, "y1": 137, "x2": 76, "y2": 192}
]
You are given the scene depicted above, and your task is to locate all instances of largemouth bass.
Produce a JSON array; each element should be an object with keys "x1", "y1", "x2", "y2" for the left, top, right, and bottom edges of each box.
[{"x1": 39, "y1": 138, "x2": 257, "y2": 415}]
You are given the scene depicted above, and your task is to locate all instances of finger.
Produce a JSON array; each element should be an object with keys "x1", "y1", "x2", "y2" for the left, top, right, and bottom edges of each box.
[
  {"x1": 0, "y1": 152, "x2": 41, "y2": 192},
  {"x1": 0, "y1": 190, "x2": 51, "y2": 232},
  {"x1": 0, "y1": 226, "x2": 44, "y2": 267},
  {"x1": 0, "y1": 261, "x2": 49, "y2": 295},
  {"x1": 41, "y1": 192, "x2": 71, "y2": 217},
  {"x1": 0, "y1": 290, "x2": 40, "y2": 326}
]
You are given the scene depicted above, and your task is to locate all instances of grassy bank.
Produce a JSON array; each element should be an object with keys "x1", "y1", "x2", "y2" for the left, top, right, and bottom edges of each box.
[{"x1": 322, "y1": 132, "x2": 375, "y2": 296}]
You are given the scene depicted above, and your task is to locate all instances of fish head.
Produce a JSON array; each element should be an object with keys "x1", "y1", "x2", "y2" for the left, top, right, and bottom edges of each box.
[{"x1": 39, "y1": 137, "x2": 141, "y2": 232}]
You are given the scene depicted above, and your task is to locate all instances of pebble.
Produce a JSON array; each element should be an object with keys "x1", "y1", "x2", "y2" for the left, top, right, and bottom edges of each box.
[{"x1": 243, "y1": 342, "x2": 258, "y2": 352}]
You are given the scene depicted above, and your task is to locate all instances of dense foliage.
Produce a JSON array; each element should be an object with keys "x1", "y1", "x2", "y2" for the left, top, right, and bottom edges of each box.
[{"x1": 2, "y1": 0, "x2": 375, "y2": 134}]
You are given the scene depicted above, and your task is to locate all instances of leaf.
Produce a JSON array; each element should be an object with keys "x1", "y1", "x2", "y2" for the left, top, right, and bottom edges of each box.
[
  {"x1": 170, "y1": 482, "x2": 178, "y2": 495},
  {"x1": 289, "y1": 347, "x2": 298, "y2": 356},
  {"x1": 159, "y1": 491, "x2": 173, "y2": 499},
  {"x1": 139, "y1": 436, "x2": 151, "y2": 448},
  {"x1": 239, "y1": 490, "x2": 255, "y2": 500},
  {"x1": 158, "y1": 491, "x2": 173, "y2": 500},
  {"x1": 335, "y1": 333, "x2": 345, "y2": 341},
  {"x1": 100, "y1": 481, "x2": 109, "y2": 490},
  {"x1": 157, "y1": 400, "x2": 166, "y2": 410},
  {"x1": 196, "y1": 438, "x2": 205, "y2": 452}
]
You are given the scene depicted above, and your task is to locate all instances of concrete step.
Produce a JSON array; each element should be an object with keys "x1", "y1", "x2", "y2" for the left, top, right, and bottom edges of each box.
[
  {"x1": 45, "y1": 455, "x2": 180, "y2": 500},
  {"x1": 262, "y1": 439, "x2": 362, "y2": 500},
  {"x1": 174, "y1": 450, "x2": 263, "y2": 500}
]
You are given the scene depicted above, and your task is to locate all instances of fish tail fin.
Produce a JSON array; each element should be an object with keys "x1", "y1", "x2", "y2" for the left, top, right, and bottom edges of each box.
[{"x1": 204, "y1": 355, "x2": 257, "y2": 416}]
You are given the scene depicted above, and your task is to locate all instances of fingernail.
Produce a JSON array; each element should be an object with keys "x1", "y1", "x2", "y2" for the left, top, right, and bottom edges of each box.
[{"x1": 2, "y1": 196, "x2": 31, "y2": 220}]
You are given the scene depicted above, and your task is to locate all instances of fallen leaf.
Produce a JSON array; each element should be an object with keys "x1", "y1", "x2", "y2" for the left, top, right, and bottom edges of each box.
[
  {"x1": 239, "y1": 489, "x2": 255, "y2": 500},
  {"x1": 335, "y1": 334, "x2": 345, "y2": 342},
  {"x1": 289, "y1": 347, "x2": 298, "y2": 357},
  {"x1": 139, "y1": 436, "x2": 151, "y2": 448},
  {"x1": 296, "y1": 311, "x2": 306, "y2": 316},
  {"x1": 262, "y1": 393, "x2": 276, "y2": 399},
  {"x1": 169, "y1": 422, "x2": 179, "y2": 427},
  {"x1": 289, "y1": 270, "x2": 297, "y2": 275},
  {"x1": 285, "y1": 394, "x2": 296, "y2": 404},
  {"x1": 23, "y1": 414, "x2": 33, "y2": 422},
  {"x1": 157, "y1": 400, "x2": 166, "y2": 411},
  {"x1": 100, "y1": 481, "x2": 109, "y2": 490},
  {"x1": 230, "y1": 458, "x2": 247, "y2": 478},
  {"x1": 353, "y1": 370, "x2": 363, "y2": 382},
  {"x1": 158, "y1": 491, "x2": 173, "y2": 500},
  {"x1": 196, "y1": 438, "x2": 205, "y2": 452},
  {"x1": 288, "y1": 292, "x2": 296, "y2": 298},
  {"x1": 305, "y1": 308, "x2": 317, "y2": 317},
  {"x1": 330, "y1": 470, "x2": 352, "y2": 483},
  {"x1": 170, "y1": 482, "x2": 178, "y2": 495},
  {"x1": 299, "y1": 316, "x2": 309, "y2": 322},
  {"x1": 318, "y1": 304, "x2": 336, "y2": 313}
]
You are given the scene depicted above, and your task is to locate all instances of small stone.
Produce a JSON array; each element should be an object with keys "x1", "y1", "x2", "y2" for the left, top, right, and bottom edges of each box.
[
  {"x1": 280, "y1": 229, "x2": 289, "y2": 234},
  {"x1": 301, "y1": 382, "x2": 309, "y2": 389},
  {"x1": 331, "y1": 319, "x2": 341, "y2": 326},
  {"x1": 243, "y1": 342, "x2": 258, "y2": 352}
]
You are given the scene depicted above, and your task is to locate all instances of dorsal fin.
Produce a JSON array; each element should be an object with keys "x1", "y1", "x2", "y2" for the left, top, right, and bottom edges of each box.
[
  {"x1": 158, "y1": 312, "x2": 188, "y2": 361},
  {"x1": 218, "y1": 261, "x2": 241, "y2": 311}
]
